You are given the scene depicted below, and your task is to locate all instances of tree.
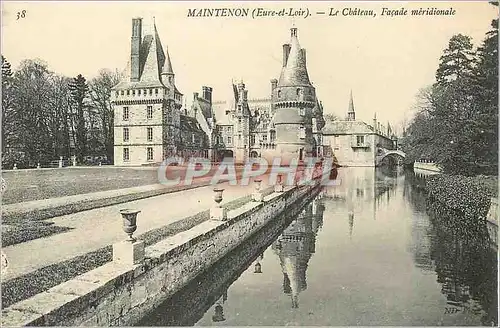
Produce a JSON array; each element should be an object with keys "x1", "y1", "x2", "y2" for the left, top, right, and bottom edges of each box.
[
  {"x1": 88, "y1": 69, "x2": 122, "y2": 162},
  {"x1": 403, "y1": 19, "x2": 499, "y2": 176},
  {"x1": 2, "y1": 56, "x2": 15, "y2": 154},
  {"x1": 323, "y1": 113, "x2": 339, "y2": 121},
  {"x1": 68, "y1": 74, "x2": 89, "y2": 163},
  {"x1": 11, "y1": 59, "x2": 54, "y2": 164}
]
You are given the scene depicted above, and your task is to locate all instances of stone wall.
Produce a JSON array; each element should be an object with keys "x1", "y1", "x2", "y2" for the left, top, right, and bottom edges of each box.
[
  {"x1": 414, "y1": 162, "x2": 442, "y2": 173},
  {"x1": 1, "y1": 182, "x2": 322, "y2": 326}
]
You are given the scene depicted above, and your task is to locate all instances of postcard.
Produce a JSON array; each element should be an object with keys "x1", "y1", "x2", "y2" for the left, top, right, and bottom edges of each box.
[{"x1": 1, "y1": 1, "x2": 498, "y2": 326}]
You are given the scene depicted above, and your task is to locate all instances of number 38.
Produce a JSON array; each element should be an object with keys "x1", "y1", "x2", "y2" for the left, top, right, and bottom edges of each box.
[{"x1": 17, "y1": 10, "x2": 26, "y2": 20}]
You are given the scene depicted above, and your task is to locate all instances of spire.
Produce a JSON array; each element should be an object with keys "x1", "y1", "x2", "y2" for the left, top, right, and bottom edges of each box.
[
  {"x1": 278, "y1": 27, "x2": 311, "y2": 86},
  {"x1": 347, "y1": 91, "x2": 355, "y2": 121},
  {"x1": 162, "y1": 47, "x2": 174, "y2": 75},
  {"x1": 348, "y1": 90, "x2": 355, "y2": 113}
]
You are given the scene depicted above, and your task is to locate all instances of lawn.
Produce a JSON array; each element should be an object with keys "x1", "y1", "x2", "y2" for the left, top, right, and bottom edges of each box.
[
  {"x1": 2, "y1": 165, "x2": 254, "y2": 205},
  {"x1": 2, "y1": 167, "x2": 172, "y2": 204}
]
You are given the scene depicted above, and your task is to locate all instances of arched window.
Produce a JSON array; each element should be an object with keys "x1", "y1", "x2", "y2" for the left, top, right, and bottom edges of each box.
[
  {"x1": 296, "y1": 88, "x2": 301, "y2": 96},
  {"x1": 277, "y1": 90, "x2": 281, "y2": 98}
]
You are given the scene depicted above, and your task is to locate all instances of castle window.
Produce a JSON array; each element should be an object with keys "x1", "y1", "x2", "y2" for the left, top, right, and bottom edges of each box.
[
  {"x1": 155, "y1": 88, "x2": 159, "y2": 94},
  {"x1": 147, "y1": 106, "x2": 153, "y2": 119},
  {"x1": 227, "y1": 136, "x2": 232, "y2": 144},
  {"x1": 169, "y1": 76, "x2": 172, "y2": 84},
  {"x1": 192, "y1": 133, "x2": 195, "y2": 143},
  {"x1": 250, "y1": 134, "x2": 255, "y2": 145},
  {"x1": 270, "y1": 130, "x2": 276, "y2": 142},
  {"x1": 147, "y1": 127, "x2": 153, "y2": 142},
  {"x1": 238, "y1": 134, "x2": 242, "y2": 142},
  {"x1": 299, "y1": 107, "x2": 305, "y2": 116},
  {"x1": 132, "y1": 90, "x2": 136, "y2": 96},
  {"x1": 115, "y1": 91, "x2": 119, "y2": 97},
  {"x1": 123, "y1": 148, "x2": 130, "y2": 162},
  {"x1": 149, "y1": 89, "x2": 153, "y2": 95},
  {"x1": 357, "y1": 135, "x2": 365, "y2": 146},
  {"x1": 123, "y1": 128, "x2": 129, "y2": 142},
  {"x1": 126, "y1": 90, "x2": 130, "y2": 96},
  {"x1": 296, "y1": 88, "x2": 301, "y2": 96},
  {"x1": 147, "y1": 147, "x2": 154, "y2": 161},
  {"x1": 144, "y1": 89, "x2": 147, "y2": 95},
  {"x1": 138, "y1": 89, "x2": 141, "y2": 95},
  {"x1": 298, "y1": 126, "x2": 305, "y2": 139},
  {"x1": 121, "y1": 90, "x2": 124, "y2": 95},
  {"x1": 123, "y1": 107, "x2": 129, "y2": 121},
  {"x1": 262, "y1": 134, "x2": 268, "y2": 142},
  {"x1": 277, "y1": 90, "x2": 281, "y2": 98},
  {"x1": 238, "y1": 118, "x2": 242, "y2": 124}
]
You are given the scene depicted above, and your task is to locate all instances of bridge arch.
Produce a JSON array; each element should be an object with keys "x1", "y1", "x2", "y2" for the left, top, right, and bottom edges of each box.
[{"x1": 376, "y1": 149, "x2": 406, "y2": 166}]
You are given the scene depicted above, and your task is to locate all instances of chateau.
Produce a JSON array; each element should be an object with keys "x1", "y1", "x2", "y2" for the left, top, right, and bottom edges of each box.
[
  {"x1": 111, "y1": 18, "x2": 397, "y2": 167},
  {"x1": 322, "y1": 92, "x2": 398, "y2": 167},
  {"x1": 112, "y1": 19, "x2": 325, "y2": 166},
  {"x1": 111, "y1": 18, "x2": 208, "y2": 166}
]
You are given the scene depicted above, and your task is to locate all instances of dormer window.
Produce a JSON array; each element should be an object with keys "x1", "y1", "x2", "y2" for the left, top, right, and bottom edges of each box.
[
  {"x1": 296, "y1": 88, "x2": 301, "y2": 96},
  {"x1": 277, "y1": 90, "x2": 281, "y2": 98}
]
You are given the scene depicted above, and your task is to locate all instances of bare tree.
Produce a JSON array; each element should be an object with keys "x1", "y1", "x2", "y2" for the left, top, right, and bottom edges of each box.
[{"x1": 88, "y1": 69, "x2": 122, "y2": 162}]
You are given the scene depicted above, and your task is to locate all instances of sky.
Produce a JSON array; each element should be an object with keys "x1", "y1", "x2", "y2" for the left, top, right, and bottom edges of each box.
[{"x1": 2, "y1": 1, "x2": 498, "y2": 132}]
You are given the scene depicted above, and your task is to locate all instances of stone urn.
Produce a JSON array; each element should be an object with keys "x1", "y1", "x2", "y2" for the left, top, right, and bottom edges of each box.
[
  {"x1": 254, "y1": 179, "x2": 262, "y2": 192},
  {"x1": 213, "y1": 188, "x2": 224, "y2": 207},
  {"x1": 120, "y1": 209, "x2": 141, "y2": 242}
]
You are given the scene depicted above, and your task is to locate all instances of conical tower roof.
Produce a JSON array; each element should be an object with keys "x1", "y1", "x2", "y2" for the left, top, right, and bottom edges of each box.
[
  {"x1": 162, "y1": 47, "x2": 174, "y2": 75},
  {"x1": 278, "y1": 28, "x2": 311, "y2": 87}
]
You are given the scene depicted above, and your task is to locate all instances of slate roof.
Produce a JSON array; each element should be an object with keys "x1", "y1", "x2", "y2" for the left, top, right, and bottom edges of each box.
[
  {"x1": 113, "y1": 22, "x2": 176, "y2": 90},
  {"x1": 278, "y1": 29, "x2": 311, "y2": 87},
  {"x1": 180, "y1": 115, "x2": 204, "y2": 132},
  {"x1": 322, "y1": 119, "x2": 375, "y2": 135}
]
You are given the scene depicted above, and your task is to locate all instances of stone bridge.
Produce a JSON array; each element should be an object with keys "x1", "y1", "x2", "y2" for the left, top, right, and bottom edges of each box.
[{"x1": 375, "y1": 148, "x2": 406, "y2": 166}]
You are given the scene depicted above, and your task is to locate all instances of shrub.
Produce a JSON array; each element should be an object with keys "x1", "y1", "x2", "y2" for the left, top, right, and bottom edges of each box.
[{"x1": 426, "y1": 174, "x2": 498, "y2": 220}]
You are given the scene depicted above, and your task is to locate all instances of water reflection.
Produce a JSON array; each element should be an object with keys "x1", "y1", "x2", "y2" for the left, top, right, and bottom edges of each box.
[
  {"x1": 140, "y1": 168, "x2": 497, "y2": 326},
  {"x1": 406, "y1": 171, "x2": 498, "y2": 326},
  {"x1": 272, "y1": 198, "x2": 325, "y2": 308}
]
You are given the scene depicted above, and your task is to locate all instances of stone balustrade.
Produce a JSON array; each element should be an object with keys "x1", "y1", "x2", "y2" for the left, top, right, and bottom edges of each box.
[{"x1": 1, "y1": 179, "x2": 324, "y2": 327}]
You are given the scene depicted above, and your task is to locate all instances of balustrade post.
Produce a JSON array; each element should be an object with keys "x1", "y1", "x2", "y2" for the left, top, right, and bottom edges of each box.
[
  {"x1": 274, "y1": 174, "x2": 284, "y2": 192},
  {"x1": 210, "y1": 188, "x2": 227, "y2": 220},
  {"x1": 252, "y1": 179, "x2": 264, "y2": 202},
  {"x1": 113, "y1": 209, "x2": 145, "y2": 265}
]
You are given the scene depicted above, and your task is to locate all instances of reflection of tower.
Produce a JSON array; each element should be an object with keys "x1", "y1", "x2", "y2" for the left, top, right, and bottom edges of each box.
[
  {"x1": 212, "y1": 289, "x2": 228, "y2": 322},
  {"x1": 348, "y1": 212, "x2": 354, "y2": 239},
  {"x1": 273, "y1": 202, "x2": 321, "y2": 308},
  {"x1": 311, "y1": 198, "x2": 325, "y2": 236}
]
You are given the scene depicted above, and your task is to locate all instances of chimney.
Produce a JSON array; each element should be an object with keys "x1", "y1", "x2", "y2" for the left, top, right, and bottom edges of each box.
[
  {"x1": 271, "y1": 79, "x2": 278, "y2": 92},
  {"x1": 282, "y1": 44, "x2": 291, "y2": 67},
  {"x1": 193, "y1": 92, "x2": 199, "y2": 100},
  {"x1": 130, "y1": 18, "x2": 142, "y2": 82},
  {"x1": 202, "y1": 86, "x2": 212, "y2": 103}
]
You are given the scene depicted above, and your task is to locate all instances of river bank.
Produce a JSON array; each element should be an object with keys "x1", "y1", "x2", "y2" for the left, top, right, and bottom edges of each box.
[{"x1": 425, "y1": 174, "x2": 498, "y2": 220}]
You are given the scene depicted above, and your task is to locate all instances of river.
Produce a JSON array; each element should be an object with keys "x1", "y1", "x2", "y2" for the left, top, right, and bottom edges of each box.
[{"x1": 139, "y1": 167, "x2": 498, "y2": 326}]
